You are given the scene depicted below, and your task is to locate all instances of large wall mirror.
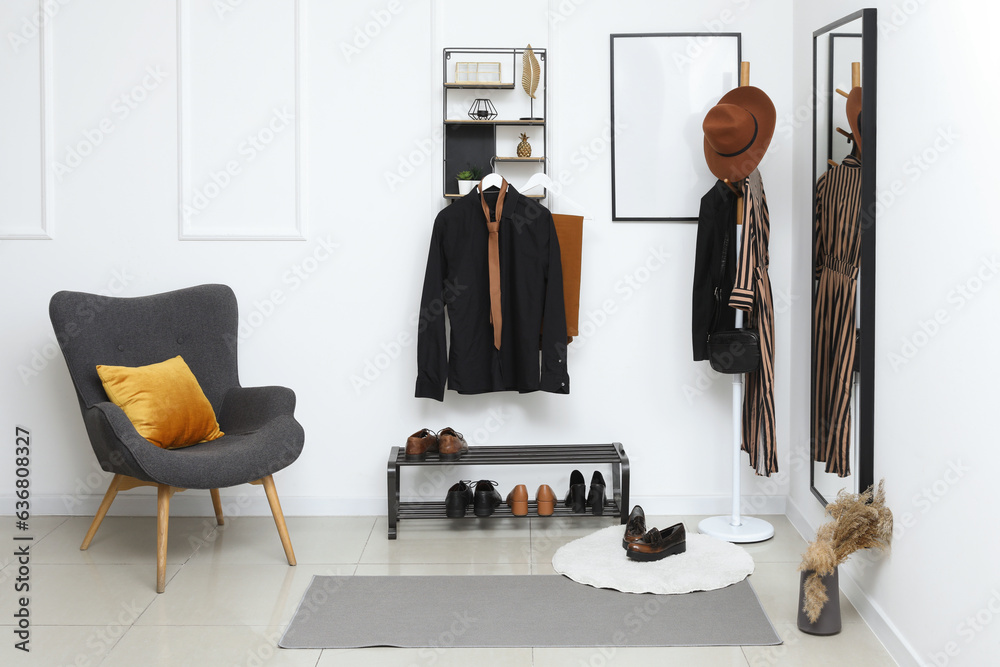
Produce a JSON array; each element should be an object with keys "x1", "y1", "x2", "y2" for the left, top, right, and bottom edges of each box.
[{"x1": 810, "y1": 8, "x2": 877, "y2": 505}]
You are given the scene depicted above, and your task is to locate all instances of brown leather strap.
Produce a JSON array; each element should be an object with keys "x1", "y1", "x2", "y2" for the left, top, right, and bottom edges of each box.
[{"x1": 479, "y1": 179, "x2": 508, "y2": 349}]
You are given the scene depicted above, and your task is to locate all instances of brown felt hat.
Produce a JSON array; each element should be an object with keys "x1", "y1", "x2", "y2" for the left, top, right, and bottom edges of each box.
[
  {"x1": 846, "y1": 86, "x2": 862, "y2": 151},
  {"x1": 703, "y1": 86, "x2": 776, "y2": 182}
]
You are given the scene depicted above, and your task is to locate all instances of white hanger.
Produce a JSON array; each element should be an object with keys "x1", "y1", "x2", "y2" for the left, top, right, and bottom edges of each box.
[
  {"x1": 521, "y1": 172, "x2": 553, "y2": 194},
  {"x1": 479, "y1": 172, "x2": 504, "y2": 190}
]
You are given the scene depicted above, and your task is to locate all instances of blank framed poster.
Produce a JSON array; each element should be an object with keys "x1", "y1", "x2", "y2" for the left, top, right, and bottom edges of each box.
[{"x1": 610, "y1": 33, "x2": 741, "y2": 222}]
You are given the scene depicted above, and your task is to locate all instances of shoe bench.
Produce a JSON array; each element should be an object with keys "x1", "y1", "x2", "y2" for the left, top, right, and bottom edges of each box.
[{"x1": 386, "y1": 442, "x2": 629, "y2": 539}]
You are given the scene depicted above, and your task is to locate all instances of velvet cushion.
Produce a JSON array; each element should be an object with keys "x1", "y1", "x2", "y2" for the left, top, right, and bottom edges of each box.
[{"x1": 96, "y1": 355, "x2": 224, "y2": 449}]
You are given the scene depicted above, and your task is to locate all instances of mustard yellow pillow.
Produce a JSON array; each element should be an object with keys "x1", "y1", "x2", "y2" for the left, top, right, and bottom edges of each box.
[{"x1": 96, "y1": 355, "x2": 224, "y2": 449}]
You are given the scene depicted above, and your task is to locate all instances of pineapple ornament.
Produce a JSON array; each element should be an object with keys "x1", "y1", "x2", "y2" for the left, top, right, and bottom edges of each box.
[{"x1": 517, "y1": 133, "x2": 532, "y2": 158}]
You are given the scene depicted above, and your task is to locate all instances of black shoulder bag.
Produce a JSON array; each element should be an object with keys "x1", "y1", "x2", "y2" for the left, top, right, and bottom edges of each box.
[{"x1": 706, "y1": 217, "x2": 760, "y2": 374}]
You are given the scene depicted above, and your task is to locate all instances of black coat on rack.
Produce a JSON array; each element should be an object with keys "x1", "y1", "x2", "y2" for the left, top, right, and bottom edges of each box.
[{"x1": 692, "y1": 179, "x2": 739, "y2": 361}]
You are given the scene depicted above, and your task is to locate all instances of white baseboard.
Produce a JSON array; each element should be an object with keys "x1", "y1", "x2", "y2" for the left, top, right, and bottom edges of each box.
[
  {"x1": 785, "y1": 496, "x2": 923, "y2": 667},
  {"x1": 5, "y1": 493, "x2": 785, "y2": 519}
]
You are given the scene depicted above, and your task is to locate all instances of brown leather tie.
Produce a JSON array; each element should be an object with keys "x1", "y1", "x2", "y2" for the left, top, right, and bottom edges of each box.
[{"x1": 479, "y1": 179, "x2": 508, "y2": 349}]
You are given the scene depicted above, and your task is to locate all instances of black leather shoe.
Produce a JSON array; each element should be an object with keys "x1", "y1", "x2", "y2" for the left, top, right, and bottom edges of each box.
[
  {"x1": 445, "y1": 480, "x2": 474, "y2": 518},
  {"x1": 626, "y1": 523, "x2": 686, "y2": 562},
  {"x1": 563, "y1": 470, "x2": 586, "y2": 513},
  {"x1": 473, "y1": 480, "x2": 502, "y2": 517},
  {"x1": 587, "y1": 471, "x2": 607, "y2": 515},
  {"x1": 622, "y1": 505, "x2": 646, "y2": 549}
]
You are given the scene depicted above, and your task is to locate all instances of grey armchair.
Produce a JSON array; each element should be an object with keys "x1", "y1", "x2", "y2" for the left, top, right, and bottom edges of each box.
[{"x1": 49, "y1": 284, "x2": 304, "y2": 592}]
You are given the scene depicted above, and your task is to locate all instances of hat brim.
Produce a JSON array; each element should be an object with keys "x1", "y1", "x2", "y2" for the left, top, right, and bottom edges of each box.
[
  {"x1": 846, "y1": 87, "x2": 862, "y2": 151},
  {"x1": 703, "y1": 86, "x2": 776, "y2": 182}
]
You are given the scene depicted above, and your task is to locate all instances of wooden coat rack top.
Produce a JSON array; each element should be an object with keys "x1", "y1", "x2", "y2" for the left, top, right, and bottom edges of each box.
[
  {"x1": 829, "y1": 62, "x2": 861, "y2": 167},
  {"x1": 722, "y1": 62, "x2": 751, "y2": 213}
]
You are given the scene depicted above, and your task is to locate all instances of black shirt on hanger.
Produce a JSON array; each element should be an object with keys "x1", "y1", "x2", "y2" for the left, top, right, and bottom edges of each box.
[{"x1": 416, "y1": 184, "x2": 569, "y2": 401}]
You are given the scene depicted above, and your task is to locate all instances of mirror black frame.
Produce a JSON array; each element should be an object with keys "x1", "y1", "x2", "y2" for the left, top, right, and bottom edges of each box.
[{"x1": 810, "y1": 8, "x2": 877, "y2": 506}]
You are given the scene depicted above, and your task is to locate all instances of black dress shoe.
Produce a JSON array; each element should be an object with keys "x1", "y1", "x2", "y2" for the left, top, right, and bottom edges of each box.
[
  {"x1": 473, "y1": 480, "x2": 502, "y2": 517},
  {"x1": 622, "y1": 505, "x2": 646, "y2": 549},
  {"x1": 445, "y1": 480, "x2": 474, "y2": 518},
  {"x1": 626, "y1": 523, "x2": 686, "y2": 562},
  {"x1": 563, "y1": 470, "x2": 586, "y2": 513},
  {"x1": 587, "y1": 471, "x2": 606, "y2": 515}
]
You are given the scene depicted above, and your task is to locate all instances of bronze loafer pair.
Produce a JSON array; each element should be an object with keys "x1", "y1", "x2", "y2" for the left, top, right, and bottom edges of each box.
[
  {"x1": 405, "y1": 427, "x2": 468, "y2": 461},
  {"x1": 506, "y1": 484, "x2": 557, "y2": 516},
  {"x1": 625, "y1": 522, "x2": 686, "y2": 562}
]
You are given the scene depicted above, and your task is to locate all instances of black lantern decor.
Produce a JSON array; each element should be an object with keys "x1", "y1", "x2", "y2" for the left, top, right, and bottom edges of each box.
[{"x1": 468, "y1": 99, "x2": 498, "y2": 121}]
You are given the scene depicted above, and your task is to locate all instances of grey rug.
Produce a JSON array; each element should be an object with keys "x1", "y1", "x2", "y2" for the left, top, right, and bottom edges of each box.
[{"x1": 279, "y1": 575, "x2": 781, "y2": 649}]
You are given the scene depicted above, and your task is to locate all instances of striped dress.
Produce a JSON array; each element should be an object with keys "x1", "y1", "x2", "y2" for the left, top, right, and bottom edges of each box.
[
  {"x1": 728, "y1": 169, "x2": 778, "y2": 476},
  {"x1": 812, "y1": 154, "x2": 862, "y2": 477}
]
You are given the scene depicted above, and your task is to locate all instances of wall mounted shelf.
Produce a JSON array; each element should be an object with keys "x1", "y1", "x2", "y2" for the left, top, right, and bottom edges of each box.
[{"x1": 443, "y1": 47, "x2": 547, "y2": 200}]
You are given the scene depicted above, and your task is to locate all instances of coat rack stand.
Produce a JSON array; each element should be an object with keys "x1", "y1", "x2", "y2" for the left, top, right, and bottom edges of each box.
[{"x1": 698, "y1": 61, "x2": 774, "y2": 544}]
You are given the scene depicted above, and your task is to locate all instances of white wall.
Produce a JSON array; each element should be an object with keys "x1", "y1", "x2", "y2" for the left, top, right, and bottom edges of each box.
[
  {"x1": 787, "y1": 2, "x2": 1000, "y2": 666},
  {"x1": 0, "y1": 0, "x2": 796, "y2": 520}
]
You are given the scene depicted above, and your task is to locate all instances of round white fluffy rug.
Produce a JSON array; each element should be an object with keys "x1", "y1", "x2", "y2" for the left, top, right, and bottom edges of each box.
[{"x1": 551, "y1": 524, "x2": 755, "y2": 594}]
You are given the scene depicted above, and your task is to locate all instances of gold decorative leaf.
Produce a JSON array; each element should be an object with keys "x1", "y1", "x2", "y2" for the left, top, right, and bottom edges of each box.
[{"x1": 521, "y1": 44, "x2": 540, "y2": 100}]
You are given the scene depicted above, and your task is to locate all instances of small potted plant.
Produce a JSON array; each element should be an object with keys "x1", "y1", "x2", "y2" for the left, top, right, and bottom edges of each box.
[
  {"x1": 455, "y1": 165, "x2": 483, "y2": 195},
  {"x1": 798, "y1": 479, "x2": 893, "y2": 635}
]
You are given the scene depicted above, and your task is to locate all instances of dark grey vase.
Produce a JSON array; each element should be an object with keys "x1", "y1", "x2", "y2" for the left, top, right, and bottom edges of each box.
[{"x1": 797, "y1": 567, "x2": 842, "y2": 635}]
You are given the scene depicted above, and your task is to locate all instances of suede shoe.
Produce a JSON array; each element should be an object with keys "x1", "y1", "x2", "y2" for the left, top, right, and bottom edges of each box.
[
  {"x1": 563, "y1": 470, "x2": 586, "y2": 513},
  {"x1": 405, "y1": 428, "x2": 438, "y2": 461},
  {"x1": 438, "y1": 427, "x2": 468, "y2": 461},
  {"x1": 473, "y1": 480, "x2": 502, "y2": 517},
  {"x1": 622, "y1": 505, "x2": 646, "y2": 549},
  {"x1": 626, "y1": 523, "x2": 686, "y2": 562},
  {"x1": 536, "y1": 485, "x2": 557, "y2": 516},
  {"x1": 445, "y1": 480, "x2": 474, "y2": 518},
  {"x1": 587, "y1": 471, "x2": 607, "y2": 515},
  {"x1": 506, "y1": 484, "x2": 528, "y2": 516}
]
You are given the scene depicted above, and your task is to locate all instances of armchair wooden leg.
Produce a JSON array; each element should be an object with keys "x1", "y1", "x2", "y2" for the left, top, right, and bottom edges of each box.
[
  {"x1": 210, "y1": 489, "x2": 224, "y2": 526},
  {"x1": 156, "y1": 484, "x2": 174, "y2": 594},
  {"x1": 260, "y1": 475, "x2": 296, "y2": 566},
  {"x1": 81, "y1": 474, "x2": 123, "y2": 550}
]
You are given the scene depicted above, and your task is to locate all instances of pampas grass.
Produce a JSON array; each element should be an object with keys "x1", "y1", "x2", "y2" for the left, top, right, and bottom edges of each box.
[{"x1": 799, "y1": 479, "x2": 893, "y2": 623}]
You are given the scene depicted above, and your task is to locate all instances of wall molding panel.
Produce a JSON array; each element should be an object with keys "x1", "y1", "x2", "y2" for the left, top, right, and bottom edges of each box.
[
  {"x1": 176, "y1": 0, "x2": 304, "y2": 240},
  {"x1": 0, "y1": 0, "x2": 54, "y2": 240}
]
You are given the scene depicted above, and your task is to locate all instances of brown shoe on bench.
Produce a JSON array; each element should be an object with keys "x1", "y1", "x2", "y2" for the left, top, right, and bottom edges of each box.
[
  {"x1": 405, "y1": 428, "x2": 438, "y2": 461},
  {"x1": 438, "y1": 427, "x2": 468, "y2": 461}
]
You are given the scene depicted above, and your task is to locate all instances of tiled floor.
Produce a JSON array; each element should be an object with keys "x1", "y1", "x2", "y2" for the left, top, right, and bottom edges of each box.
[{"x1": 0, "y1": 514, "x2": 897, "y2": 666}]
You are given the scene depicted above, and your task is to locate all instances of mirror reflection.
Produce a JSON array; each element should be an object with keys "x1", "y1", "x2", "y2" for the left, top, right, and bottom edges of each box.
[{"x1": 811, "y1": 13, "x2": 873, "y2": 503}]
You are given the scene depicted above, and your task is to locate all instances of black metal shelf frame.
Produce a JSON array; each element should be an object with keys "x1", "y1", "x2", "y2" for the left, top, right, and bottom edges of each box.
[
  {"x1": 443, "y1": 47, "x2": 547, "y2": 200},
  {"x1": 386, "y1": 442, "x2": 629, "y2": 538}
]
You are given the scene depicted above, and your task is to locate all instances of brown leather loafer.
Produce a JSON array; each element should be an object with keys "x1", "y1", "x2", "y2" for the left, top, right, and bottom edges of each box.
[
  {"x1": 625, "y1": 523, "x2": 686, "y2": 562},
  {"x1": 621, "y1": 505, "x2": 646, "y2": 549},
  {"x1": 536, "y1": 485, "x2": 556, "y2": 516},
  {"x1": 438, "y1": 427, "x2": 468, "y2": 461},
  {"x1": 405, "y1": 428, "x2": 438, "y2": 461},
  {"x1": 506, "y1": 484, "x2": 528, "y2": 516}
]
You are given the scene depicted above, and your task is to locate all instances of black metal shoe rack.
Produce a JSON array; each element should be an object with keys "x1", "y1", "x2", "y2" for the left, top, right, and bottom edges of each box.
[{"x1": 386, "y1": 442, "x2": 629, "y2": 539}]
